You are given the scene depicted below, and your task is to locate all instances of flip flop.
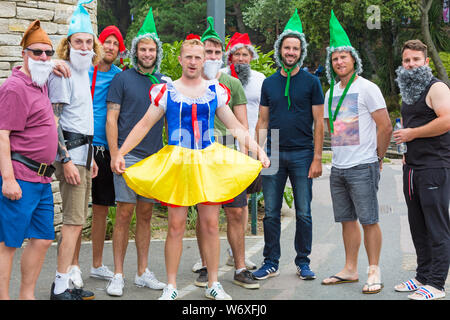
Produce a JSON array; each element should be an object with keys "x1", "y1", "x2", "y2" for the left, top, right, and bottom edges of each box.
[
  {"x1": 362, "y1": 282, "x2": 384, "y2": 294},
  {"x1": 321, "y1": 275, "x2": 359, "y2": 285}
]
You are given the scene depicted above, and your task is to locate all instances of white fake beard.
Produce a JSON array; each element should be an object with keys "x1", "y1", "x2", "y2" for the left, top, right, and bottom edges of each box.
[
  {"x1": 203, "y1": 59, "x2": 223, "y2": 80},
  {"x1": 70, "y1": 48, "x2": 95, "y2": 72},
  {"x1": 28, "y1": 58, "x2": 54, "y2": 87}
]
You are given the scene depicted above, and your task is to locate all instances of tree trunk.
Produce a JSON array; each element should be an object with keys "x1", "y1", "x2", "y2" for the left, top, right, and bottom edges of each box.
[
  {"x1": 114, "y1": 0, "x2": 131, "y2": 40},
  {"x1": 231, "y1": 2, "x2": 246, "y2": 33},
  {"x1": 420, "y1": 0, "x2": 450, "y2": 85}
]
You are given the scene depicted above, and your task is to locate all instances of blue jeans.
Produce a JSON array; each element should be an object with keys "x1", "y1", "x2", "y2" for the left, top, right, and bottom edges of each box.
[{"x1": 261, "y1": 149, "x2": 313, "y2": 267}]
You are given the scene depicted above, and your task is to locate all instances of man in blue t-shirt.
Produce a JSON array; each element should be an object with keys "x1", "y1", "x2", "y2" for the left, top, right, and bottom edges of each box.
[
  {"x1": 253, "y1": 11, "x2": 324, "y2": 281},
  {"x1": 104, "y1": 12, "x2": 168, "y2": 297},
  {"x1": 87, "y1": 26, "x2": 124, "y2": 283}
]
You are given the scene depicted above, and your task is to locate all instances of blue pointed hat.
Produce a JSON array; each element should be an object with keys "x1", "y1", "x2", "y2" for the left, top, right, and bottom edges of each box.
[{"x1": 68, "y1": 0, "x2": 95, "y2": 37}]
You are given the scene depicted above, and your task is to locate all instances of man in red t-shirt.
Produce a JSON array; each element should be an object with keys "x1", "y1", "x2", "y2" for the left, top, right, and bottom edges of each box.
[{"x1": 0, "y1": 20, "x2": 58, "y2": 300}]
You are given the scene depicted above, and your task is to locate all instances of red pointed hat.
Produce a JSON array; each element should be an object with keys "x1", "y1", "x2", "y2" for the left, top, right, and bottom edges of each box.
[
  {"x1": 99, "y1": 25, "x2": 126, "y2": 53},
  {"x1": 225, "y1": 32, "x2": 258, "y2": 65}
]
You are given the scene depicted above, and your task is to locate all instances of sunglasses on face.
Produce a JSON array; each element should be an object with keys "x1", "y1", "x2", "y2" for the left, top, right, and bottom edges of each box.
[{"x1": 25, "y1": 48, "x2": 55, "y2": 57}]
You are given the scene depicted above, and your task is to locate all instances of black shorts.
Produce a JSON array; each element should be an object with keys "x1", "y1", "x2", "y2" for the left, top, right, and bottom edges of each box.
[
  {"x1": 223, "y1": 189, "x2": 248, "y2": 208},
  {"x1": 92, "y1": 146, "x2": 115, "y2": 206}
]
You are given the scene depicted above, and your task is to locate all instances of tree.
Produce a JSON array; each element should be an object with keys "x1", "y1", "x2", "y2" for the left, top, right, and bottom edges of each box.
[{"x1": 419, "y1": 0, "x2": 449, "y2": 85}]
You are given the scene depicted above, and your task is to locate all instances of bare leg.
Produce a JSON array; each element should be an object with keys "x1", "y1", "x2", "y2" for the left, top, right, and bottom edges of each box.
[
  {"x1": 165, "y1": 206, "x2": 188, "y2": 287},
  {"x1": 135, "y1": 201, "x2": 153, "y2": 276},
  {"x1": 197, "y1": 204, "x2": 220, "y2": 286},
  {"x1": 0, "y1": 242, "x2": 16, "y2": 300},
  {"x1": 19, "y1": 238, "x2": 52, "y2": 300},
  {"x1": 362, "y1": 223, "x2": 383, "y2": 292},
  {"x1": 225, "y1": 206, "x2": 246, "y2": 270},
  {"x1": 322, "y1": 221, "x2": 360, "y2": 284},
  {"x1": 57, "y1": 224, "x2": 83, "y2": 274},
  {"x1": 91, "y1": 204, "x2": 109, "y2": 268},
  {"x1": 112, "y1": 202, "x2": 135, "y2": 275}
]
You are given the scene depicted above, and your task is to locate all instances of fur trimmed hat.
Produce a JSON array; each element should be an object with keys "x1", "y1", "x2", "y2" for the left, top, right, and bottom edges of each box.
[
  {"x1": 130, "y1": 7, "x2": 163, "y2": 72},
  {"x1": 224, "y1": 32, "x2": 258, "y2": 65},
  {"x1": 273, "y1": 9, "x2": 308, "y2": 68},
  {"x1": 325, "y1": 10, "x2": 363, "y2": 84}
]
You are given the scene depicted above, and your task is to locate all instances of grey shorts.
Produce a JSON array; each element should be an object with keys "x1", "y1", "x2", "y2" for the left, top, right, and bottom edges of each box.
[
  {"x1": 330, "y1": 162, "x2": 380, "y2": 225},
  {"x1": 113, "y1": 153, "x2": 157, "y2": 204}
]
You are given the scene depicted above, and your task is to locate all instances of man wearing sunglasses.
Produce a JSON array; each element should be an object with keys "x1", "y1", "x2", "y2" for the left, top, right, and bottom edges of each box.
[{"x1": 0, "y1": 20, "x2": 58, "y2": 300}]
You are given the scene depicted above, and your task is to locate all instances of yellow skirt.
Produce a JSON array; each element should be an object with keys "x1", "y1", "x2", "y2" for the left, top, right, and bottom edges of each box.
[{"x1": 123, "y1": 143, "x2": 262, "y2": 207}]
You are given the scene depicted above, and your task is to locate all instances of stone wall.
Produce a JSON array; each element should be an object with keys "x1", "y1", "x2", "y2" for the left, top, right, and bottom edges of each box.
[
  {"x1": 0, "y1": 0, "x2": 98, "y2": 85},
  {"x1": 0, "y1": 0, "x2": 98, "y2": 235}
]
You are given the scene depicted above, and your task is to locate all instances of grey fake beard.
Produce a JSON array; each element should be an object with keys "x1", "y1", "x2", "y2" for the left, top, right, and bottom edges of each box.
[
  {"x1": 233, "y1": 63, "x2": 251, "y2": 87},
  {"x1": 203, "y1": 59, "x2": 223, "y2": 80},
  {"x1": 395, "y1": 65, "x2": 434, "y2": 105}
]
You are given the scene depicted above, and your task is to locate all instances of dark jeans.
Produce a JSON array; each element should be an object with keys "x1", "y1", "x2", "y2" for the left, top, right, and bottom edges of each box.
[
  {"x1": 261, "y1": 149, "x2": 313, "y2": 268},
  {"x1": 403, "y1": 166, "x2": 450, "y2": 291}
]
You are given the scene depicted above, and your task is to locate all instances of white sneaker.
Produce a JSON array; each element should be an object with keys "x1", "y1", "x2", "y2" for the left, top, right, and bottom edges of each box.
[
  {"x1": 205, "y1": 282, "x2": 232, "y2": 300},
  {"x1": 192, "y1": 259, "x2": 204, "y2": 273},
  {"x1": 158, "y1": 284, "x2": 178, "y2": 300},
  {"x1": 134, "y1": 268, "x2": 166, "y2": 290},
  {"x1": 106, "y1": 273, "x2": 124, "y2": 296},
  {"x1": 69, "y1": 265, "x2": 84, "y2": 289},
  {"x1": 226, "y1": 248, "x2": 257, "y2": 270},
  {"x1": 90, "y1": 265, "x2": 114, "y2": 280}
]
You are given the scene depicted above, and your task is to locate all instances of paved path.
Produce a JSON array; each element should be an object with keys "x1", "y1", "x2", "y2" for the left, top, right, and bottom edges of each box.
[{"x1": 7, "y1": 163, "x2": 449, "y2": 301}]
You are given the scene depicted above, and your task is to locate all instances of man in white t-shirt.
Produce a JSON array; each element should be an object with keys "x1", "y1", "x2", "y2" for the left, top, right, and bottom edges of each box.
[
  {"x1": 321, "y1": 11, "x2": 392, "y2": 295},
  {"x1": 221, "y1": 32, "x2": 265, "y2": 280}
]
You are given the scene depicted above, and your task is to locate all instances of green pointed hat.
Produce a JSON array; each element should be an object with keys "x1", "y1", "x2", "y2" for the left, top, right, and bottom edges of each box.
[
  {"x1": 200, "y1": 16, "x2": 223, "y2": 46},
  {"x1": 325, "y1": 10, "x2": 362, "y2": 84},
  {"x1": 273, "y1": 9, "x2": 308, "y2": 68},
  {"x1": 130, "y1": 7, "x2": 163, "y2": 72}
]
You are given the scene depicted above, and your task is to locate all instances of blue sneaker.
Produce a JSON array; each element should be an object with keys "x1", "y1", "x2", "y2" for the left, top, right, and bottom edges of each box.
[
  {"x1": 296, "y1": 264, "x2": 316, "y2": 280},
  {"x1": 252, "y1": 263, "x2": 280, "y2": 280}
]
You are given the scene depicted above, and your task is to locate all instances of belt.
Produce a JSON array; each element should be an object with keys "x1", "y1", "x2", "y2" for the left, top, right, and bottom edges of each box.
[
  {"x1": 10, "y1": 152, "x2": 55, "y2": 178},
  {"x1": 63, "y1": 131, "x2": 94, "y2": 170}
]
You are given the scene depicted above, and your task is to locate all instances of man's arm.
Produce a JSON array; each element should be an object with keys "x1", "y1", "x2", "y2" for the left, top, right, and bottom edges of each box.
[
  {"x1": 255, "y1": 105, "x2": 269, "y2": 150},
  {"x1": 106, "y1": 102, "x2": 121, "y2": 172},
  {"x1": 53, "y1": 103, "x2": 81, "y2": 185},
  {"x1": 112, "y1": 103, "x2": 164, "y2": 174},
  {"x1": 216, "y1": 105, "x2": 270, "y2": 168},
  {"x1": 0, "y1": 130, "x2": 22, "y2": 200},
  {"x1": 232, "y1": 104, "x2": 249, "y2": 154},
  {"x1": 371, "y1": 108, "x2": 393, "y2": 162},
  {"x1": 394, "y1": 82, "x2": 450, "y2": 143},
  {"x1": 309, "y1": 104, "x2": 324, "y2": 178}
]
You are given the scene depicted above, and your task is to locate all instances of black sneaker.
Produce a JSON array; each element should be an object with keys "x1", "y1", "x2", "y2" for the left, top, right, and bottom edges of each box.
[
  {"x1": 233, "y1": 270, "x2": 260, "y2": 289},
  {"x1": 72, "y1": 288, "x2": 95, "y2": 300},
  {"x1": 50, "y1": 282, "x2": 82, "y2": 300},
  {"x1": 194, "y1": 267, "x2": 208, "y2": 287}
]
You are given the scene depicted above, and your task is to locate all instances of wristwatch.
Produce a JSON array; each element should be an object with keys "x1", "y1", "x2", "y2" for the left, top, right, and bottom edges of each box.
[{"x1": 61, "y1": 156, "x2": 72, "y2": 164}]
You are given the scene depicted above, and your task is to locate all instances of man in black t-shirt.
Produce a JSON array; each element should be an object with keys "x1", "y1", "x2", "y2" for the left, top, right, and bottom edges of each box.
[
  {"x1": 105, "y1": 8, "x2": 168, "y2": 297},
  {"x1": 393, "y1": 39, "x2": 450, "y2": 300},
  {"x1": 253, "y1": 10, "x2": 324, "y2": 282}
]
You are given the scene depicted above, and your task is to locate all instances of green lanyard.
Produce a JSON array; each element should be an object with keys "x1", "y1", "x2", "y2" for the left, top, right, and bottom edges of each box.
[
  {"x1": 328, "y1": 72, "x2": 356, "y2": 133},
  {"x1": 138, "y1": 67, "x2": 160, "y2": 85},
  {"x1": 282, "y1": 65, "x2": 295, "y2": 110}
]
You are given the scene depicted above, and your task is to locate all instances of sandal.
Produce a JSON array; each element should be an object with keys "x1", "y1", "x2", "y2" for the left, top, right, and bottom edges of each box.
[
  {"x1": 321, "y1": 275, "x2": 359, "y2": 285},
  {"x1": 408, "y1": 286, "x2": 446, "y2": 300},
  {"x1": 394, "y1": 279, "x2": 422, "y2": 292},
  {"x1": 362, "y1": 265, "x2": 383, "y2": 294}
]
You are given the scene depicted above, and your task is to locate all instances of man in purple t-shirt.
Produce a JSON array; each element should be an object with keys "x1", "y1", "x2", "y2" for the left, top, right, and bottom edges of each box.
[{"x1": 0, "y1": 20, "x2": 58, "y2": 300}]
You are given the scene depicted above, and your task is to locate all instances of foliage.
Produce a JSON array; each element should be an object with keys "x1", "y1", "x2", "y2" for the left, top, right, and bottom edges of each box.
[
  {"x1": 160, "y1": 41, "x2": 183, "y2": 80},
  {"x1": 429, "y1": 52, "x2": 450, "y2": 78},
  {"x1": 243, "y1": 0, "x2": 294, "y2": 45}
]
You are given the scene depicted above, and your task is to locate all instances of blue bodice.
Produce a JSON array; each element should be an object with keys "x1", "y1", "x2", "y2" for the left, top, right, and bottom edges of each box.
[{"x1": 165, "y1": 83, "x2": 218, "y2": 150}]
